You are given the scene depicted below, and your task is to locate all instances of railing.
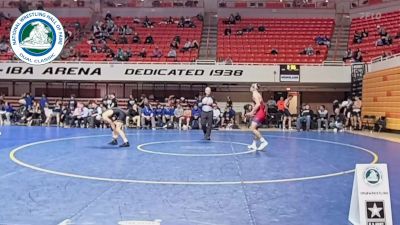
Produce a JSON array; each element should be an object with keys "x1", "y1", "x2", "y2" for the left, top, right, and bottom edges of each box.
[
  {"x1": 217, "y1": 0, "x2": 335, "y2": 9},
  {"x1": 370, "y1": 52, "x2": 400, "y2": 64},
  {"x1": 101, "y1": 0, "x2": 204, "y2": 8}
]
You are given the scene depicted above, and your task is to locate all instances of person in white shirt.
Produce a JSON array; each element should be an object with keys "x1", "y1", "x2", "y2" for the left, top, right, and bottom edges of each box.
[
  {"x1": 317, "y1": 105, "x2": 329, "y2": 130},
  {"x1": 201, "y1": 87, "x2": 214, "y2": 140},
  {"x1": 79, "y1": 104, "x2": 90, "y2": 128},
  {"x1": 212, "y1": 103, "x2": 221, "y2": 128},
  {"x1": 167, "y1": 48, "x2": 177, "y2": 58}
]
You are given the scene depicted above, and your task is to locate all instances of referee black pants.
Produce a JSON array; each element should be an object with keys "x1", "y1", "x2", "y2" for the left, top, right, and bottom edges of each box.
[{"x1": 201, "y1": 110, "x2": 213, "y2": 139}]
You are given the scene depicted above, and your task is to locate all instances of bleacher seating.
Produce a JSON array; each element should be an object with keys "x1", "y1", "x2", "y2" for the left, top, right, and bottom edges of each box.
[
  {"x1": 75, "y1": 17, "x2": 202, "y2": 62},
  {"x1": 348, "y1": 10, "x2": 400, "y2": 62},
  {"x1": 217, "y1": 18, "x2": 334, "y2": 63}
]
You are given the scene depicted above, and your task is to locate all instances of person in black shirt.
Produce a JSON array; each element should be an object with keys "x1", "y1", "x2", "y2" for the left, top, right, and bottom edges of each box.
[
  {"x1": 68, "y1": 94, "x2": 77, "y2": 111},
  {"x1": 296, "y1": 104, "x2": 312, "y2": 131},
  {"x1": 127, "y1": 95, "x2": 136, "y2": 109},
  {"x1": 108, "y1": 93, "x2": 118, "y2": 109},
  {"x1": 126, "y1": 104, "x2": 140, "y2": 128},
  {"x1": 102, "y1": 108, "x2": 129, "y2": 147}
]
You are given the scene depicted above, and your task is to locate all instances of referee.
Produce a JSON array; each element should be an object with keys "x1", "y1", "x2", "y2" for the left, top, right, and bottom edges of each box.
[{"x1": 201, "y1": 87, "x2": 214, "y2": 140}]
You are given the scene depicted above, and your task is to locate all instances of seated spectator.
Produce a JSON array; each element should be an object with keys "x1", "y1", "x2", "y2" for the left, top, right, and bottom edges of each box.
[
  {"x1": 228, "y1": 14, "x2": 236, "y2": 24},
  {"x1": 376, "y1": 34, "x2": 392, "y2": 46},
  {"x1": 222, "y1": 106, "x2": 236, "y2": 128},
  {"x1": 26, "y1": 102, "x2": 42, "y2": 126},
  {"x1": 242, "y1": 104, "x2": 253, "y2": 125},
  {"x1": 377, "y1": 26, "x2": 387, "y2": 37},
  {"x1": 361, "y1": 28, "x2": 368, "y2": 37},
  {"x1": 353, "y1": 31, "x2": 363, "y2": 44},
  {"x1": 191, "y1": 104, "x2": 201, "y2": 129},
  {"x1": 258, "y1": 25, "x2": 266, "y2": 32},
  {"x1": 2, "y1": 102, "x2": 14, "y2": 125},
  {"x1": 162, "y1": 104, "x2": 175, "y2": 124},
  {"x1": 152, "y1": 47, "x2": 163, "y2": 58},
  {"x1": 329, "y1": 108, "x2": 345, "y2": 132},
  {"x1": 235, "y1": 12, "x2": 241, "y2": 21},
  {"x1": 167, "y1": 48, "x2": 177, "y2": 58},
  {"x1": 126, "y1": 48, "x2": 133, "y2": 58},
  {"x1": 173, "y1": 35, "x2": 181, "y2": 44},
  {"x1": 145, "y1": 34, "x2": 154, "y2": 44},
  {"x1": 170, "y1": 40, "x2": 179, "y2": 49},
  {"x1": 226, "y1": 96, "x2": 233, "y2": 107},
  {"x1": 354, "y1": 51, "x2": 363, "y2": 62},
  {"x1": 196, "y1": 13, "x2": 204, "y2": 21},
  {"x1": 88, "y1": 102, "x2": 102, "y2": 128},
  {"x1": 136, "y1": 47, "x2": 146, "y2": 58},
  {"x1": 133, "y1": 17, "x2": 141, "y2": 24},
  {"x1": 300, "y1": 45, "x2": 314, "y2": 56},
  {"x1": 141, "y1": 102, "x2": 156, "y2": 129},
  {"x1": 342, "y1": 48, "x2": 353, "y2": 62},
  {"x1": 191, "y1": 40, "x2": 199, "y2": 49},
  {"x1": 0, "y1": 41, "x2": 9, "y2": 53},
  {"x1": 132, "y1": 32, "x2": 141, "y2": 44},
  {"x1": 105, "y1": 11, "x2": 112, "y2": 20},
  {"x1": 154, "y1": 104, "x2": 164, "y2": 126},
  {"x1": 315, "y1": 35, "x2": 331, "y2": 47},
  {"x1": 317, "y1": 105, "x2": 329, "y2": 131},
  {"x1": 116, "y1": 35, "x2": 128, "y2": 44},
  {"x1": 182, "y1": 107, "x2": 192, "y2": 129},
  {"x1": 143, "y1": 16, "x2": 154, "y2": 28},
  {"x1": 296, "y1": 104, "x2": 312, "y2": 131},
  {"x1": 67, "y1": 46, "x2": 77, "y2": 59},
  {"x1": 224, "y1": 26, "x2": 232, "y2": 36},
  {"x1": 243, "y1": 24, "x2": 254, "y2": 33},
  {"x1": 126, "y1": 103, "x2": 140, "y2": 128},
  {"x1": 212, "y1": 103, "x2": 222, "y2": 128},
  {"x1": 181, "y1": 39, "x2": 191, "y2": 52},
  {"x1": 271, "y1": 48, "x2": 278, "y2": 55},
  {"x1": 236, "y1": 30, "x2": 243, "y2": 36},
  {"x1": 174, "y1": 104, "x2": 184, "y2": 129},
  {"x1": 78, "y1": 104, "x2": 90, "y2": 128}
]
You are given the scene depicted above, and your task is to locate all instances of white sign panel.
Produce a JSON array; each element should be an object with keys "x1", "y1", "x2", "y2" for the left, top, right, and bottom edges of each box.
[
  {"x1": 349, "y1": 164, "x2": 393, "y2": 225},
  {"x1": 280, "y1": 74, "x2": 300, "y2": 82}
]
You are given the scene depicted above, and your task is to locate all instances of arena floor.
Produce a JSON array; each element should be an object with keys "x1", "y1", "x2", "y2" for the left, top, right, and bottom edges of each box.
[{"x1": 0, "y1": 126, "x2": 399, "y2": 225}]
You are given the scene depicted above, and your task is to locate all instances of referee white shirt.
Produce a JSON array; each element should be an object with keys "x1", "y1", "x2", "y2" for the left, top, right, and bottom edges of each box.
[{"x1": 201, "y1": 96, "x2": 213, "y2": 112}]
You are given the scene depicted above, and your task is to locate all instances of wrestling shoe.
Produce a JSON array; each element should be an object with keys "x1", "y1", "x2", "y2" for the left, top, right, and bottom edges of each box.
[
  {"x1": 257, "y1": 141, "x2": 269, "y2": 151},
  {"x1": 108, "y1": 139, "x2": 118, "y2": 145},
  {"x1": 119, "y1": 142, "x2": 130, "y2": 147}
]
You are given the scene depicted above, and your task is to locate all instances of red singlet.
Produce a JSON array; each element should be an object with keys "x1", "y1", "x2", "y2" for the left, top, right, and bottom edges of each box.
[{"x1": 253, "y1": 101, "x2": 267, "y2": 123}]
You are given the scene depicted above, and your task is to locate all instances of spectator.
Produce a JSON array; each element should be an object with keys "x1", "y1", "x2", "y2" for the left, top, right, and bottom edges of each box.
[
  {"x1": 0, "y1": 41, "x2": 9, "y2": 53},
  {"x1": 133, "y1": 17, "x2": 141, "y2": 24},
  {"x1": 361, "y1": 28, "x2": 369, "y2": 37},
  {"x1": 191, "y1": 40, "x2": 199, "y2": 49},
  {"x1": 182, "y1": 107, "x2": 192, "y2": 129},
  {"x1": 108, "y1": 93, "x2": 118, "y2": 108},
  {"x1": 236, "y1": 29, "x2": 244, "y2": 36},
  {"x1": 132, "y1": 32, "x2": 141, "y2": 44},
  {"x1": 39, "y1": 94, "x2": 48, "y2": 109},
  {"x1": 271, "y1": 48, "x2": 278, "y2": 55},
  {"x1": 296, "y1": 104, "x2": 312, "y2": 131},
  {"x1": 212, "y1": 103, "x2": 221, "y2": 128},
  {"x1": 152, "y1": 47, "x2": 163, "y2": 58},
  {"x1": 68, "y1": 94, "x2": 77, "y2": 111},
  {"x1": 88, "y1": 101, "x2": 102, "y2": 128},
  {"x1": 116, "y1": 35, "x2": 128, "y2": 45},
  {"x1": 139, "y1": 47, "x2": 147, "y2": 58},
  {"x1": 105, "y1": 11, "x2": 112, "y2": 20},
  {"x1": 181, "y1": 39, "x2": 191, "y2": 52},
  {"x1": 377, "y1": 26, "x2": 387, "y2": 37},
  {"x1": 243, "y1": 24, "x2": 254, "y2": 33},
  {"x1": 154, "y1": 104, "x2": 164, "y2": 126},
  {"x1": 353, "y1": 31, "x2": 363, "y2": 44},
  {"x1": 143, "y1": 16, "x2": 154, "y2": 28},
  {"x1": 26, "y1": 101, "x2": 42, "y2": 126},
  {"x1": 242, "y1": 104, "x2": 253, "y2": 125},
  {"x1": 126, "y1": 103, "x2": 140, "y2": 128},
  {"x1": 162, "y1": 104, "x2": 175, "y2": 124},
  {"x1": 145, "y1": 34, "x2": 154, "y2": 44},
  {"x1": 224, "y1": 26, "x2": 232, "y2": 36},
  {"x1": 174, "y1": 103, "x2": 184, "y2": 129},
  {"x1": 127, "y1": 95, "x2": 136, "y2": 109},
  {"x1": 235, "y1": 12, "x2": 241, "y2": 21},
  {"x1": 329, "y1": 108, "x2": 345, "y2": 132},
  {"x1": 317, "y1": 105, "x2": 329, "y2": 131},
  {"x1": 167, "y1": 48, "x2": 177, "y2": 58},
  {"x1": 343, "y1": 48, "x2": 353, "y2": 62},
  {"x1": 24, "y1": 93, "x2": 34, "y2": 110},
  {"x1": 354, "y1": 51, "x2": 363, "y2": 62},
  {"x1": 222, "y1": 106, "x2": 236, "y2": 128},
  {"x1": 2, "y1": 102, "x2": 14, "y2": 125},
  {"x1": 226, "y1": 96, "x2": 233, "y2": 107},
  {"x1": 300, "y1": 45, "x2": 314, "y2": 56},
  {"x1": 191, "y1": 104, "x2": 201, "y2": 129},
  {"x1": 141, "y1": 102, "x2": 156, "y2": 129},
  {"x1": 79, "y1": 103, "x2": 90, "y2": 128},
  {"x1": 170, "y1": 40, "x2": 179, "y2": 49},
  {"x1": 266, "y1": 96, "x2": 277, "y2": 109},
  {"x1": 258, "y1": 25, "x2": 266, "y2": 32}
]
